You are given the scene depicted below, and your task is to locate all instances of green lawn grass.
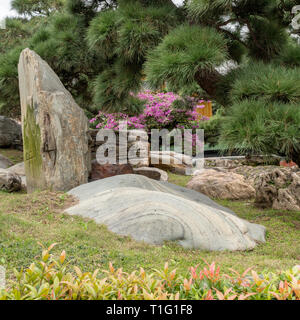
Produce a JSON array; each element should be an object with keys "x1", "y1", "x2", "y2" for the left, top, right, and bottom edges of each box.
[
  {"x1": 0, "y1": 176, "x2": 299, "y2": 280},
  {"x1": 168, "y1": 172, "x2": 192, "y2": 187}
]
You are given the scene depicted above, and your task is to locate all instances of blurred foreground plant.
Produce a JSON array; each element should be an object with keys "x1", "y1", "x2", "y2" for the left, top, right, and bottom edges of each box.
[{"x1": 0, "y1": 244, "x2": 299, "y2": 300}]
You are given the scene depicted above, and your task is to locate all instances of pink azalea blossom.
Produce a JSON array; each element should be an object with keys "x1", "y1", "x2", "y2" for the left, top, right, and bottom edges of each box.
[{"x1": 90, "y1": 91, "x2": 209, "y2": 131}]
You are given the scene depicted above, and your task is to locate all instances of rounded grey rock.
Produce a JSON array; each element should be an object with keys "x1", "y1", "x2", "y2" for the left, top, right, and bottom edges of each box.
[{"x1": 66, "y1": 174, "x2": 266, "y2": 251}]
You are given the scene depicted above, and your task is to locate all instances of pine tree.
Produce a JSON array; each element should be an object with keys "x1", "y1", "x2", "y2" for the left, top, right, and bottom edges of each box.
[
  {"x1": 0, "y1": 0, "x2": 299, "y2": 163},
  {"x1": 0, "y1": 0, "x2": 117, "y2": 117},
  {"x1": 11, "y1": 0, "x2": 65, "y2": 17},
  {"x1": 87, "y1": 0, "x2": 180, "y2": 114}
]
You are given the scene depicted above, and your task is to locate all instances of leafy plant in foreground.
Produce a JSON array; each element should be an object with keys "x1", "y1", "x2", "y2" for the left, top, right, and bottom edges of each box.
[{"x1": 0, "y1": 243, "x2": 299, "y2": 300}]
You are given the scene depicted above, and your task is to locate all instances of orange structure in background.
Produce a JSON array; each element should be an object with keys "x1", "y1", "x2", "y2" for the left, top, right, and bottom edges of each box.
[
  {"x1": 280, "y1": 160, "x2": 298, "y2": 168},
  {"x1": 196, "y1": 101, "x2": 213, "y2": 119}
]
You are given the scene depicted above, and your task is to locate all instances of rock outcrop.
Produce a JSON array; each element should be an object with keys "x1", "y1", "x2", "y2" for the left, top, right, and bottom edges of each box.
[
  {"x1": 190, "y1": 165, "x2": 300, "y2": 210},
  {"x1": 253, "y1": 168, "x2": 300, "y2": 211},
  {"x1": 203, "y1": 156, "x2": 281, "y2": 170},
  {"x1": 18, "y1": 48, "x2": 90, "y2": 193},
  {"x1": 66, "y1": 174, "x2": 266, "y2": 251},
  {"x1": 90, "y1": 129, "x2": 150, "y2": 168},
  {"x1": 187, "y1": 169, "x2": 256, "y2": 200}
]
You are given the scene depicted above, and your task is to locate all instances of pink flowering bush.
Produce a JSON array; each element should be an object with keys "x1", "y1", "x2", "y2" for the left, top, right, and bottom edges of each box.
[{"x1": 89, "y1": 91, "x2": 208, "y2": 132}]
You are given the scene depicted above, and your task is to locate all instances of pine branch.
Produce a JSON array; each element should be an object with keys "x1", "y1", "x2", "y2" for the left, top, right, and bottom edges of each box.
[
  {"x1": 217, "y1": 26, "x2": 247, "y2": 48},
  {"x1": 217, "y1": 18, "x2": 237, "y2": 28}
]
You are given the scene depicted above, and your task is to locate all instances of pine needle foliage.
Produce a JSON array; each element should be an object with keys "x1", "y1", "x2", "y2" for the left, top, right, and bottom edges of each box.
[
  {"x1": 230, "y1": 63, "x2": 300, "y2": 104},
  {"x1": 0, "y1": 0, "x2": 299, "y2": 119},
  {"x1": 144, "y1": 24, "x2": 228, "y2": 92},
  {"x1": 220, "y1": 99, "x2": 300, "y2": 165},
  {"x1": 88, "y1": 0, "x2": 179, "y2": 113}
]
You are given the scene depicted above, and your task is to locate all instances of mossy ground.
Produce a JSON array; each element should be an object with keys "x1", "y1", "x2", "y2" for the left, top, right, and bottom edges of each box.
[{"x1": 0, "y1": 171, "x2": 299, "y2": 280}]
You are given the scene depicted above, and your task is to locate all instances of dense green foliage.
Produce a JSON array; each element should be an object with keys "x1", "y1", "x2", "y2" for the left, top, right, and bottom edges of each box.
[
  {"x1": 0, "y1": 0, "x2": 299, "y2": 161},
  {"x1": 197, "y1": 108, "x2": 225, "y2": 147},
  {"x1": 0, "y1": 0, "x2": 298, "y2": 114},
  {"x1": 230, "y1": 63, "x2": 300, "y2": 104},
  {"x1": 145, "y1": 24, "x2": 228, "y2": 95},
  {"x1": 220, "y1": 100, "x2": 300, "y2": 165},
  {"x1": 11, "y1": 0, "x2": 65, "y2": 16},
  {"x1": 220, "y1": 61, "x2": 300, "y2": 164},
  {"x1": 0, "y1": 0, "x2": 117, "y2": 117},
  {"x1": 0, "y1": 17, "x2": 44, "y2": 117},
  {"x1": 87, "y1": 1, "x2": 179, "y2": 113}
]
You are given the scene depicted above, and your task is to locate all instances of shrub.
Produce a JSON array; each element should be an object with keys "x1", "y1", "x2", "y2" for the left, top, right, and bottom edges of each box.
[
  {"x1": 276, "y1": 43, "x2": 300, "y2": 68},
  {"x1": 0, "y1": 46, "x2": 24, "y2": 118},
  {"x1": 144, "y1": 24, "x2": 228, "y2": 93},
  {"x1": 0, "y1": 244, "x2": 299, "y2": 300},
  {"x1": 219, "y1": 99, "x2": 300, "y2": 166},
  {"x1": 90, "y1": 91, "x2": 208, "y2": 132},
  {"x1": 197, "y1": 108, "x2": 225, "y2": 147},
  {"x1": 230, "y1": 63, "x2": 300, "y2": 104}
]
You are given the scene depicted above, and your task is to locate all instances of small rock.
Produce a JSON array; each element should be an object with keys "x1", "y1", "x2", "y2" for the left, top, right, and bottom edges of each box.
[
  {"x1": 90, "y1": 160, "x2": 134, "y2": 181},
  {"x1": 133, "y1": 167, "x2": 168, "y2": 181},
  {"x1": 8, "y1": 162, "x2": 26, "y2": 189},
  {"x1": 0, "y1": 168, "x2": 22, "y2": 192},
  {"x1": 8, "y1": 162, "x2": 25, "y2": 176}
]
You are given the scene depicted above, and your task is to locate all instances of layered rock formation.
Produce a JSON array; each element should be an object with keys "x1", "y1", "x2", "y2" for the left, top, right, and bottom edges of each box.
[{"x1": 66, "y1": 174, "x2": 266, "y2": 251}]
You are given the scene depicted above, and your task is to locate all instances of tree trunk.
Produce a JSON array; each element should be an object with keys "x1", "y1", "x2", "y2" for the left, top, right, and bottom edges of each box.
[
  {"x1": 195, "y1": 69, "x2": 223, "y2": 101},
  {"x1": 139, "y1": 0, "x2": 177, "y2": 6}
]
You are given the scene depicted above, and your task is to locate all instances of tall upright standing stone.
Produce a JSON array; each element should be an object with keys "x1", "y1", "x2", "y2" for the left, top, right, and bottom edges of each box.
[{"x1": 18, "y1": 48, "x2": 90, "y2": 193}]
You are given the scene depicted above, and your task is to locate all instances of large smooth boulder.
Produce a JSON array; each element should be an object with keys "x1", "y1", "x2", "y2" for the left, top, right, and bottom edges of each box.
[
  {"x1": 0, "y1": 168, "x2": 22, "y2": 192},
  {"x1": 0, "y1": 116, "x2": 22, "y2": 149},
  {"x1": 187, "y1": 169, "x2": 256, "y2": 200},
  {"x1": 66, "y1": 175, "x2": 266, "y2": 251},
  {"x1": 18, "y1": 48, "x2": 90, "y2": 193},
  {"x1": 0, "y1": 154, "x2": 13, "y2": 169}
]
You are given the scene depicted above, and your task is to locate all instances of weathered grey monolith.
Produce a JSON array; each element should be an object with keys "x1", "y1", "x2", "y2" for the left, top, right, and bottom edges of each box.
[{"x1": 18, "y1": 48, "x2": 90, "y2": 193}]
